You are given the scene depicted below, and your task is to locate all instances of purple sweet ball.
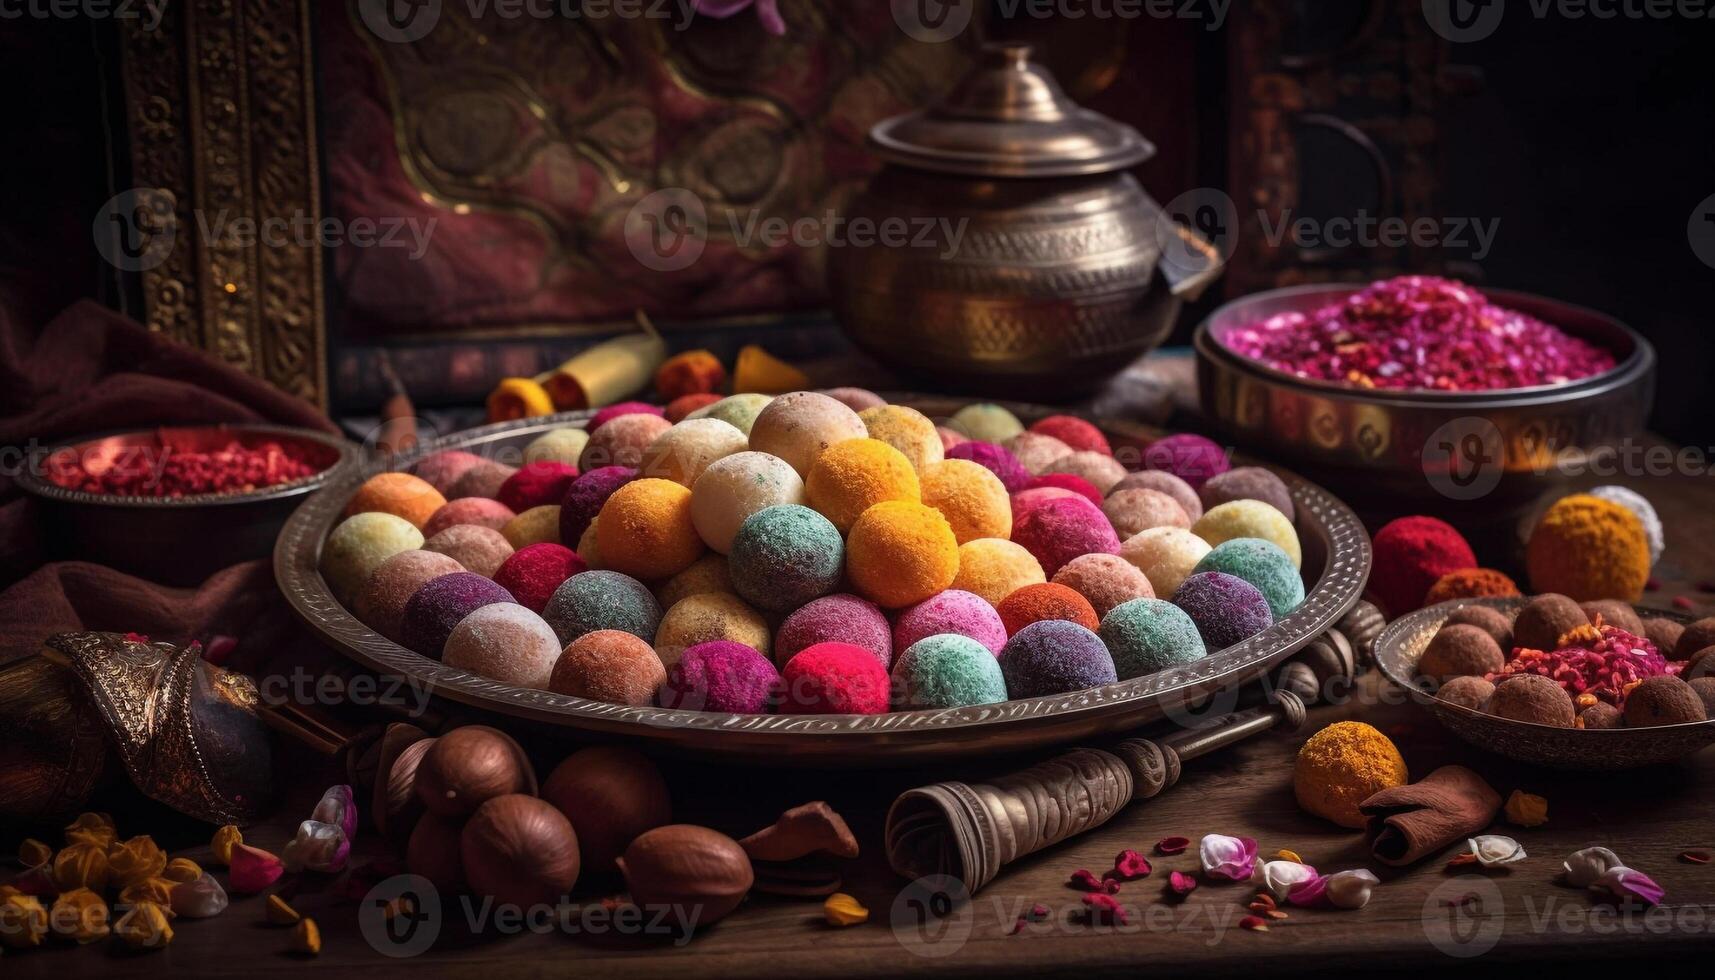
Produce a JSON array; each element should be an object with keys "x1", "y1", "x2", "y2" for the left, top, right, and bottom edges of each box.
[
  {"x1": 946, "y1": 441, "x2": 1031, "y2": 493},
  {"x1": 659, "y1": 640, "x2": 781, "y2": 713},
  {"x1": 558, "y1": 465, "x2": 638, "y2": 544},
  {"x1": 1171, "y1": 571, "x2": 1274, "y2": 650},
  {"x1": 400, "y1": 572, "x2": 516, "y2": 658},
  {"x1": 1142, "y1": 433, "x2": 1230, "y2": 490},
  {"x1": 1011, "y1": 495, "x2": 1121, "y2": 578},
  {"x1": 999, "y1": 620, "x2": 1118, "y2": 698},
  {"x1": 774, "y1": 594, "x2": 893, "y2": 669},
  {"x1": 894, "y1": 589, "x2": 1008, "y2": 655}
]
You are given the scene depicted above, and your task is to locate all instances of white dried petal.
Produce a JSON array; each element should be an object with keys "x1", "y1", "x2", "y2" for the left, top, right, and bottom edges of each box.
[
  {"x1": 1323, "y1": 869, "x2": 1380, "y2": 910},
  {"x1": 1262, "y1": 860, "x2": 1319, "y2": 899},
  {"x1": 1469, "y1": 835, "x2": 1526, "y2": 867},
  {"x1": 1562, "y1": 846, "x2": 1623, "y2": 887}
]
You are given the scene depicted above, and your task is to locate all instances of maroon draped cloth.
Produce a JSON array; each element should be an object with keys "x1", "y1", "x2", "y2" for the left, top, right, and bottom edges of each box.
[{"x1": 0, "y1": 301, "x2": 339, "y2": 667}]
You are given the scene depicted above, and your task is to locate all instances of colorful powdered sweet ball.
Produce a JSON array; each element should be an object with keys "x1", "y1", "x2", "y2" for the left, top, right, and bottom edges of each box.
[
  {"x1": 548, "y1": 629, "x2": 666, "y2": 707},
  {"x1": 355, "y1": 550, "x2": 465, "y2": 642},
  {"x1": 1445, "y1": 605, "x2": 1516, "y2": 650},
  {"x1": 1586, "y1": 484, "x2": 1664, "y2": 567},
  {"x1": 949, "y1": 403, "x2": 1024, "y2": 444},
  {"x1": 936, "y1": 426, "x2": 968, "y2": 454},
  {"x1": 1142, "y1": 433, "x2": 1230, "y2": 490},
  {"x1": 729, "y1": 504, "x2": 844, "y2": 612},
  {"x1": 413, "y1": 450, "x2": 487, "y2": 496},
  {"x1": 1119, "y1": 526, "x2": 1211, "y2": 598},
  {"x1": 689, "y1": 451, "x2": 805, "y2": 554},
  {"x1": 846, "y1": 501, "x2": 961, "y2": 609},
  {"x1": 950, "y1": 538, "x2": 1046, "y2": 607},
  {"x1": 1172, "y1": 572, "x2": 1275, "y2": 650},
  {"x1": 639, "y1": 418, "x2": 748, "y2": 487},
  {"x1": 498, "y1": 462, "x2": 580, "y2": 514},
  {"x1": 1011, "y1": 495, "x2": 1121, "y2": 577},
  {"x1": 576, "y1": 520, "x2": 603, "y2": 569},
  {"x1": 1052, "y1": 553, "x2": 1156, "y2": 618},
  {"x1": 559, "y1": 466, "x2": 638, "y2": 546},
  {"x1": 400, "y1": 572, "x2": 516, "y2": 658},
  {"x1": 893, "y1": 589, "x2": 1008, "y2": 655},
  {"x1": 892, "y1": 635, "x2": 1009, "y2": 709},
  {"x1": 919, "y1": 459, "x2": 1012, "y2": 545},
  {"x1": 946, "y1": 441, "x2": 1031, "y2": 493},
  {"x1": 1002, "y1": 432, "x2": 1075, "y2": 476},
  {"x1": 443, "y1": 603, "x2": 561, "y2": 689},
  {"x1": 580, "y1": 413, "x2": 673, "y2": 471},
  {"x1": 423, "y1": 497, "x2": 517, "y2": 539},
  {"x1": 1110, "y1": 470, "x2": 1202, "y2": 523},
  {"x1": 1042, "y1": 451, "x2": 1127, "y2": 495},
  {"x1": 1423, "y1": 568, "x2": 1520, "y2": 606},
  {"x1": 747, "y1": 391, "x2": 869, "y2": 477},
  {"x1": 999, "y1": 620, "x2": 1118, "y2": 698},
  {"x1": 1192, "y1": 538, "x2": 1305, "y2": 620},
  {"x1": 655, "y1": 350, "x2": 726, "y2": 400},
  {"x1": 659, "y1": 641, "x2": 780, "y2": 713},
  {"x1": 819, "y1": 387, "x2": 887, "y2": 413},
  {"x1": 1511, "y1": 593, "x2": 1587, "y2": 652},
  {"x1": 774, "y1": 594, "x2": 892, "y2": 669},
  {"x1": 1369, "y1": 515, "x2": 1478, "y2": 616},
  {"x1": 322, "y1": 512, "x2": 426, "y2": 602},
  {"x1": 1025, "y1": 473, "x2": 1102, "y2": 508},
  {"x1": 1191, "y1": 500, "x2": 1302, "y2": 569},
  {"x1": 523, "y1": 428, "x2": 590, "y2": 467},
  {"x1": 346, "y1": 472, "x2": 447, "y2": 530},
  {"x1": 493, "y1": 543, "x2": 588, "y2": 614},
  {"x1": 655, "y1": 553, "x2": 735, "y2": 609},
  {"x1": 1199, "y1": 466, "x2": 1294, "y2": 524},
  {"x1": 596, "y1": 478, "x2": 704, "y2": 581},
  {"x1": 685, "y1": 392, "x2": 774, "y2": 435},
  {"x1": 1525, "y1": 494, "x2": 1651, "y2": 602},
  {"x1": 1417, "y1": 624, "x2": 1504, "y2": 683},
  {"x1": 502, "y1": 505, "x2": 562, "y2": 549},
  {"x1": 1010, "y1": 486, "x2": 1083, "y2": 520},
  {"x1": 425, "y1": 520, "x2": 517, "y2": 578},
  {"x1": 1029, "y1": 415, "x2": 1111, "y2": 456},
  {"x1": 1486, "y1": 673, "x2": 1575, "y2": 727},
  {"x1": 997, "y1": 582, "x2": 1100, "y2": 636},
  {"x1": 858, "y1": 405, "x2": 944, "y2": 474},
  {"x1": 778, "y1": 642, "x2": 891, "y2": 714},
  {"x1": 805, "y1": 437, "x2": 922, "y2": 533},
  {"x1": 542, "y1": 570, "x2": 663, "y2": 645},
  {"x1": 447, "y1": 460, "x2": 517, "y2": 502},
  {"x1": 654, "y1": 592, "x2": 772, "y2": 664},
  {"x1": 1103, "y1": 488, "x2": 1191, "y2": 538},
  {"x1": 665, "y1": 392, "x2": 723, "y2": 423},
  {"x1": 1099, "y1": 598, "x2": 1207, "y2": 679},
  {"x1": 1292, "y1": 721, "x2": 1408, "y2": 829},
  {"x1": 589, "y1": 401, "x2": 665, "y2": 431}
]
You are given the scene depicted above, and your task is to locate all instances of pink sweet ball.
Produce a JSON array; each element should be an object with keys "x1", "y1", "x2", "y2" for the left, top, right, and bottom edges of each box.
[
  {"x1": 493, "y1": 543, "x2": 589, "y2": 613},
  {"x1": 558, "y1": 466, "x2": 638, "y2": 544},
  {"x1": 579, "y1": 414, "x2": 672, "y2": 471},
  {"x1": 936, "y1": 426, "x2": 969, "y2": 453},
  {"x1": 423, "y1": 524, "x2": 515, "y2": 578},
  {"x1": 659, "y1": 640, "x2": 781, "y2": 713},
  {"x1": 1102, "y1": 488, "x2": 1192, "y2": 538},
  {"x1": 894, "y1": 589, "x2": 1008, "y2": 655},
  {"x1": 498, "y1": 461, "x2": 580, "y2": 513},
  {"x1": 447, "y1": 460, "x2": 517, "y2": 501},
  {"x1": 774, "y1": 594, "x2": 893, "y2": 669},
  {"x1": 1142, "y1": 433, "x2": 1230, "y2": 490},
  {"x1": 413, "y1": 450, "x2": 488, "y2": 496},
  {"x1": 1110, "y1": 470, "x2": 1203, "y2": 523},
  {"x1": 1002, "y1": 432, "x2": 1074, "y2": 476},
  {"x1": 589, "y1": 401, "x2": 665, "y2": 431},
  {"x1": 1026, "y1": 473, "x2": 1103, "y2": 508},
  {"x1": 1011, "y1": 486, "x2": 1082, "y2": 521},
  {"x1": 354, "y1": 549, "x2": 465, "y2": 642},
  {"x1": 779, "y1": 642, "x2": 891, "y2": 715},
  {"x1": 1043, "y1": 450, "x2": 1128, "y2": 495},
  {"x1": 423, "y1": 497, "x2": 517, "y2": 538},
  {"x1": 1030, "y1": 415, "x2": 1112, "y2": 456},
  {"x1": 1052, "y1": 553, "x2": 1155, "y2": 618},
  {"x1": 946, "y1": 441, "x2": 1030, "y2": 492},
  {"x1": 819, "y1": 387, "x2": 887, "y2": 412},
  {"x1": 443, "y1": 603, "x2": 561, "y2": 689},
  {"x1": 1011, "y1": 495, "x2": 1122, "y2": 577}
]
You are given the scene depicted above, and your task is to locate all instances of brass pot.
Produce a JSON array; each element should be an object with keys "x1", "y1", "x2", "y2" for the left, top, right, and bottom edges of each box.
[{"x1": 829, "y1": 44, "x2": 1221, "y2": 397}]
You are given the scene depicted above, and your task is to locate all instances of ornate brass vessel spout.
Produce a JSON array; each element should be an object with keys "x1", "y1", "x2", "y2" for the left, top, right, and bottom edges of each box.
[{"x1": 830, "y1": 43, "x2": 1222, "y2": 397}]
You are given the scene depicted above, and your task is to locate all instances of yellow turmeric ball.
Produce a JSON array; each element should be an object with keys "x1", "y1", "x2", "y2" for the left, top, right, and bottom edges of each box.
[
  {"x1": 920, "y1": 459, "x2": 1011, "y2": 544},
  {"x1": 805, "y1": 438, "x2": 921, "y2": 534},
  {"x1": 950, "y1": 538, "x2": 1045, "y2": 607},
  {"x1": 596, "y1": 479, "x2": 705, "y2": 581},
  {"x1": 501, "y1": 505, "x2": 561, "y2": 549},
  {"x1": 654, "y1": 592, "x2": 771, "y2": 663},
  {"x1": 1292, "y1": 721, "x2": 1408, "y2": 829},
  {"x1": 346, "y1": 472, "x2": 446, "y2": 530},
  {"x1": 858, "y1": 405, "x2": 945, "y2": 474},
  {"x1": 1526, "y1": 494, "x2": 1650, "y2": 602},
  {"x1": 845, "y1": 501, "x2": 960, "y2": 608}
]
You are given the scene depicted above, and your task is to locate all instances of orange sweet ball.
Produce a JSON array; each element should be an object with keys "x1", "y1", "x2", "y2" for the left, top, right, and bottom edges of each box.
[
  {"x1": 346, "y1": 472, "x2": 446, "y2": 530},
  {"x1": 655, "y1": 349, "x2": 726, "y2": 400},
  {"x1": 549, "y1": 629, "x2": 667, "y2": 706},
  {"x1": 997, "y1": 582, "x2": 1099, "y2": 636},
  {"x1": 845, "y1": 501, "x2": 960, "y2": 608},
  {"x1": 1423, "y1": 567, "x2": 1521, "y2": 605},
  {"x1": 595, "y1": 478, "x2": 705, "y2": 581},
  {"x1": 950, "y1": 538, "x2": 1045, "y2": 606},
  {"x1": 920, "y1": 459, "x2": 1012, "y2": 544},
  {"x1": 806, "y1": 438, "x2": 921, "y2": 533}
]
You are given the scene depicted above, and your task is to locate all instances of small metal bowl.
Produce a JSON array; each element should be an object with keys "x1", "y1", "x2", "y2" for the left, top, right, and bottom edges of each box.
[
  {"x1": 1374, "y1": 597, "x2": 1715, "y2": 770},
  {"x1": 1194, "y1": 284, "x2": 1656, "y2": 522},
  {"x1": 18, "y1": 425, "x2": 354, "y2": 585}
]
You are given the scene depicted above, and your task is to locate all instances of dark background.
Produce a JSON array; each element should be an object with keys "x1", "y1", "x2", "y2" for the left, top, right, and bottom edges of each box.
[{"x1": 3, "y1": 3, "x2": 1712, "y2": 443}]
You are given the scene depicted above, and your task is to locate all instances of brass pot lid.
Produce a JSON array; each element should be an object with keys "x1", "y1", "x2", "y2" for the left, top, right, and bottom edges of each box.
[{"x1": 869, "y1": 43, "x2": 1155, "y2": 178}]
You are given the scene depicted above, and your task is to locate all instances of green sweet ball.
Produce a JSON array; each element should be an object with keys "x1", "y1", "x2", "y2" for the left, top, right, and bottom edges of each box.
[
  {"x1": 321, "y1": 512, "x2": 424, "y2": 603},
  {"x1": 687, "y1": 393, "x2": 773, "y2": 435},
  {"x1": 1192, "y1": 537, "x2": 1306, "y2": 619},
  {"x1": 1099, "y1": 598, "x2": 1207, "y2": 679},
  {"x1": 729, "y1": 504, "x2": 844, "y2": 612},
  {"x1": 893, "y1": 634, "x2": 1008, "y2": 709}
]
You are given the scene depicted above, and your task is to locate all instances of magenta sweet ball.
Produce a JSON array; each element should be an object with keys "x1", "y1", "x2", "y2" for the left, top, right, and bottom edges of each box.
[
  {"x1": 497, "y1": 461, "x2": 580, "y2": 513},
  {"x1": 422, "y1": 497, "x2": 517, "y2": 538},
  {"x1": 659, "y1": 640, "x2": 781, "y2": 713},
  {"x1": 557, "y1": 465, "x2": 638, "y2": 544},
  {"x1": 400, "y1": 572, "x2": 516, "y2": 658},
  {"x1": 1025, "y1": 473, "x2": 1103, "y2": 508},
  {"x1": 493, "y1": 543, "x2": 589, "y2": 613},
  {"x1": 1011, "y1": 495, "x2": 1122, "y2": 578},
  {"x1": 774, "y1": 594, "x2": 893, "y2": 669},
  {"x1": 589, "y1": 401, "x2": 665, "y2": 431},
  {"x1": 946, "y1": 441, "x2": 1031, "y2": 492},
  {"x1": 1142, "y1": 434, "x2": 1231, "y2": 490},
  {"x1": 413, "y1": 450, "x2": 488, "y2": 496},
  {"x1": 893, "y1": 589, "x2": 1008, "y2": 655}
]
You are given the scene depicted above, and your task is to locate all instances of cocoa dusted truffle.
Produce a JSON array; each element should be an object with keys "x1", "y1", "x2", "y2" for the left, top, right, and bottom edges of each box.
[
  {"x1": 1642, "y1": 618, "x2": 1685, "y2": 657},
  {"x1": 1675, "y1": 617, "x2": 1715, "y2": 661},
  {"x1": 1622, "y1": 675, "x2": 1708, "y2": 727},
  {"x1": 1578, "y1": 702, "x2": 1623, "y2": 730},
  {"x1": 1418, "y1": 624, "x2": 1504, "y2": 682},
  {"x1": 1486, "y1": 674, "x2": 1576, "y2": 727},
  {"x1": 1436, "y1": 675, "x2": 1494, "y2": 710},
  {"x1": 1512, "y1": 594, "x2": 1588, "y2": 652},
  {"x1": 1444, "y1": 605, "x2": 1514, "y2": 651},
  {"x1": 1688, "y1": 677, "x2": 1715, "y2": 717},
  {"x1": 1578, "y1": 599, "x2": 1645, "y2": 636}
]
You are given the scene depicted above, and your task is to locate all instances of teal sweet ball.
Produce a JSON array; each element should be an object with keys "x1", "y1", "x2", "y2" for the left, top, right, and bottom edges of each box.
[
  {"x1": 542, "y1": 569, "x2": 662, "y2": 645},
  {"x1": 1098, "y1": 598, "x2": 1208, "y2": 679},
  {"x1": 728, "y1": 504, "x2": 844, "y2": 612},
  {"x1": 893, "y1": 634, "x2": 1008, "y2": 709},
  {"x1": 1192, "y1": 537, "x2": 1305, "y2": 619}
]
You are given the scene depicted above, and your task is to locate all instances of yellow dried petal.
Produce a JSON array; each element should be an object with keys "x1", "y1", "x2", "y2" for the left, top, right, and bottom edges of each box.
[
  {"x1": 0, "y1": 893, "x2": 48, "y2": 949},
  {"x1": 822, "y1": 892, "x2": 869, "y2": 927},
  {"x1": 266, "y1": 893, "x2": 302, "y2": 926},
  {"x1": 119, "y1": 877, "x2": 179, "y2": 913},
  {"x1": 1505, "y1": 790, "x2": 1549, "y2": 828},
  {"x1": 1275, "y1": 849, "x2": 1303, "y2": 863},
  {"x1": 18, "y1": 838, "x2": 52, "y2": 869},
  {"x1": 211, "y1": 824, "x2": 243, "y2": 866},
  {"x1": 290, "y1": 917, "x2": 322, "y2": 955},
  {"x1": 52, "y1": 841, "x2": 110, "y2": 892},
  {"x1": 64, "y1": 812, "x2": 117, "y2": 849},
  {"x1": 162, "y1": 857, "x2": 203, "y2": 884},
  {"x1": 114, "y1": 900, "x2": 174, "y2": 950},
  {"x1": 106, "y1": 836, "x2": 168, "y2": 888},
  {"x1": 49, "y1": 888, "x2": 110, "y2": 944}
]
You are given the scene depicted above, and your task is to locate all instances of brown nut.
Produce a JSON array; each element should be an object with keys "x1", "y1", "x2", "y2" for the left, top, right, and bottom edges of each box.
[
  {"x1": 738, "y1": 801, "x2": 859, "y2": 862},
  {"x1": 370, "y1": 724, "x2": 432, "y2": 839},
  {"x1": 406, "y1": 813, "x2": 466, "y2": 893},
  {"x1": 415, "y1": 726, "x2": 536, "y2": 818},
  {"x1": 462, "y1": 795, "x2": 580, "y2": 911},
  {"x1": 618, "y1": 825, "x2": 752, "y2": 929},
  {"x1": 541, "y1": 747, "x2": 670, "y2": 875}
]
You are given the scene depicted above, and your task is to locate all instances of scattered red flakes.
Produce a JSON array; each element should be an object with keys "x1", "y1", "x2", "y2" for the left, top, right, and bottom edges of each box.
[
  {"x1": 1446, "y1": 852, "x2": 1480, "y2": 869},
  {"x1": 1265, "y1": 909, "x2": 1290, "y2": 920},
  {"x1": 202, "y1": 634, "x2": 238, "y2": 666},
  {"x1": 44, "y1": 439, "x2": 319, "y2": 498},
  {"x1": 1442, "y1": 892, "x2": 1482, "y2": 909},
  {"x1": 124, "y1": 631, "x2": 151, "y2": 644},
  {"x1": 1646, "y1": 577, "x2": 1663, "y2": 592},
  {"x1": 1154, "y1": 836, "x2": 1191, "y2": 856},
  {"x1": 1168, "y1": 871, "x2": 1198, "y2": 896},
  {"x1": 1680, "y1": 851, "x2": 1711, "y2": 865},
  {"x1": 1673, "y1": 596, "x2": 1697, "y2": 611},
  {"x1": 1082, "y1": 892, "x2": 1128, "y2": 926},
  {"x1": 1240, "y1": 915, "x2": 1269, "y2": 932},
  {"x1": 1107, "y1": 849, "x2": 1153, "y2": 882},
  {"x1": 1008, "y1": 917, "x2": 1029, "y2": 935},
  {"x1": 1068, "y1": 869, "x2": 1119, "y2": 893},
  {"x1": 1252, "y1": 891, "x2": 1276, "y2": 909},
  {"x1": 1026, "y1": 903, "x2": 1050, "y2": 920}
]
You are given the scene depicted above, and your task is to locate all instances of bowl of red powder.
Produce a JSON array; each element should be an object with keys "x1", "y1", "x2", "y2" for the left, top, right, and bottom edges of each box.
[
  {"x1": 20, "y1": 424, "x2": 353, "y2": 584},
  {"x1": 1195, "y1": 278, "x2": 1654, "y2": 519}
]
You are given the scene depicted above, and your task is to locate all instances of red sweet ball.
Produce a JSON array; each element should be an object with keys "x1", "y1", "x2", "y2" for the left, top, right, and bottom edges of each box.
[
  {"x1": 997, "y1": 582, "x2": 1100, "y2": 636},
  {"x1": 665, "y1": 392, "x2": 722, "y2": 423},
  {"x1": 1029, "y1": 415, "x2": 1112, "y2": 456},
  {"x1": 1024, "y1": 473, "x2": 1103, "y2": 508},
  {"x1": 780, "y1": 642, "x2": 890, "y2": 715},
  {"x1": 1370, "y1": 516, "x2": 1478, "y2": 617},
  {"x1": 493, "y1": 543, "x2": 589, "y2": 613},
  {"x1": 498, "y1": 461, "x2": 580, "y2": 513}
]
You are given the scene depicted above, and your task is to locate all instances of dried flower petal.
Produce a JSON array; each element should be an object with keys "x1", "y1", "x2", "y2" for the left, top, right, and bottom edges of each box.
[
  {"x1": 1082, "y1": 892, "x2": 1127, "y2": 925},
  {"x1": 1199, "y1": 834, "x2": 1259, "y2": 881},
  {"x1": 1504, "y1": 790, "x2": 1549, "y2": 828},
  {"x1": 1068, "y1": 869, "x2": 1119, "y2": 893},
  {"x1": 266, "y1": 893, "x2": 302, "y2": 925},
  {"x1": 63, "y1": 812, "x2": 116, "y2": 849},
  {"x1": 1680, "y1": 851, "x2": 1711, "y2": 865},
  {"x1": 1468, "y1": 835, "x2": 1527, "y2": 868},
  {"x1": 1274, "y1": 849, "x2": 1302, "y2": 863},
  {"x1": 0, "y1": 893, "x2": 48, "y2": 949},
  {"x1": 1168, "y1": 871, "x2": 1198, "y2": 896},
  {"x1": 1285, "y1": 875, "x2": 1328, "y2": 908},
  {"x1": 1592, "y1": 867, "x2": 1665, "y2": 907},
  {"x1": 228, "y1": 842, "x2": 285, "y2": 894},
  {"x1": 106, "y1": 835, "x2": 168, "y2": 888},
  {"x1": 312, "y1": 785, "x2": 360, "y2": 841},
  {"x1": 282, "y1": 819, "x2": 350, "y2": 874},
  {"x1": 114, "y1": 900, "x2": 174, "y2": 950},
  {"x1": 119, "y1": 877, "x2": 180, "y2": 912},
  {"x1": 290, "y1": 917, "x2": 322, "y2": 955},
  {"x1": 1262, "y1": 860, "x2": 1319, "y2": 899},
  {"x1": 162, "y1": 856, "x2": 203, "y2": 883},
  {"x1": 1239, "y1": 914, "x2": 1269, "y2": 932},
  {"x1": 49, "y1": 887, "x2": 109, "y2": 943},
  {"x1": 211, "y1": 824, "x2": 243, "y2": 866},
  {"x1": 822, "y1": 892, "x2": 868, "y2": 927},
  {"x1": 1025, "y1": 903, "x2": 1050, "y2": 921},
  {"x1": 1109, "y1": 849, "x2": 1153, "y2": 881},
  {"x1": 1562, "y1": 846, "x2": 1623, "y2": 887},
  {"x1": 1322, "y1": 869, "x2": 1380, "y2": 910},
  {"x1": 17, "y1": 838, "x2": 52, "y2": 869},
  {"x1": 1155, "y1": 836, "x2": 1191, "y2": 855},
  {"x1": 170, "y1": 874, "x2": 229, "y2": 919},
  {"x1": 52, "y1": 841, "x2": 109, "y2": 892}
]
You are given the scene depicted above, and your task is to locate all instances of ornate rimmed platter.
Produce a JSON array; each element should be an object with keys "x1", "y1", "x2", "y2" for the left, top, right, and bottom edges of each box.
[{"x1": 276, "y1": 396, "x2": 1372, "y2": 765}]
